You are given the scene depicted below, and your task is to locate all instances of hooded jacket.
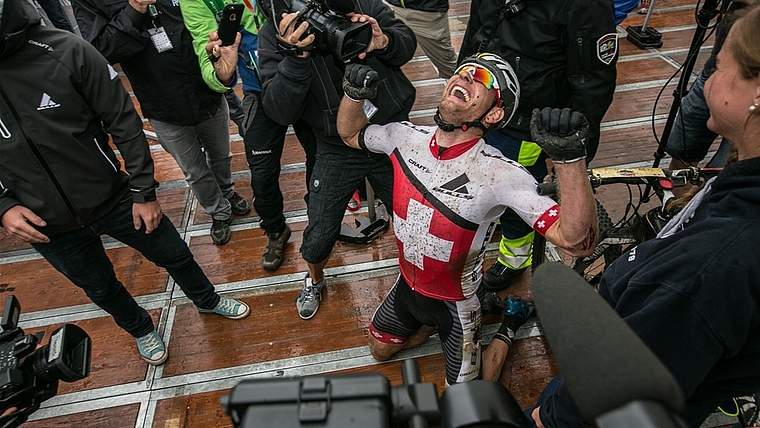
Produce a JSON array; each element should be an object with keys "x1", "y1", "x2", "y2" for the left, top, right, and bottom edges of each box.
[{"x1": 0, "y1": 0, "x2": 158, "y2": 235}]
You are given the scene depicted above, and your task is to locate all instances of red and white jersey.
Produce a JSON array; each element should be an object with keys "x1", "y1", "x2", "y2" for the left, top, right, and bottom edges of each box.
[{"x1": 360, "y1": 122, "x2": 559, "y2": 301}]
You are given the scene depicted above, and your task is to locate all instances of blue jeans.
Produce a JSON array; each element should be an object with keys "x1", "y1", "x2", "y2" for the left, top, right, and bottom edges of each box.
[
  {"x1": 32, "y1": 196, "x2": 220, "y2": 338},
  {"x1": 666, "y1": 68, "x2": 732, "y2": 166},
  {"x1": 149, "y1": 98, "x2": 234, "y2": 221}
]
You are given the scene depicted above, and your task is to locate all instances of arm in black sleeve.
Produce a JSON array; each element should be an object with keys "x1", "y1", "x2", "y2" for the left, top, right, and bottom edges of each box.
[
  {"x1": 71, "y1": 0, "x2": 150, "y2": 64},
  {"x1": 258, "y1": 21, "x2": 311, "y2": 127},
  {"x1": 564, "y1": 0, "x2": 617, "y2": 162},
  {"x1": 75, "y1": 38, "x2": 158, "y2": 200},
  {"x1": 365, "y1": 0, "x2": 416, "y2": 68}
]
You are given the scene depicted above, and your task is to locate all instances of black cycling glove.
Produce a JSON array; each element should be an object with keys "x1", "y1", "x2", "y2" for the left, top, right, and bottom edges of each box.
[
  {"x1": 530, "y1": 107, "x2": 589, "y2": 164},
  {"x1": 342, "y1": 63, "x2": 379, "y2": 102}
]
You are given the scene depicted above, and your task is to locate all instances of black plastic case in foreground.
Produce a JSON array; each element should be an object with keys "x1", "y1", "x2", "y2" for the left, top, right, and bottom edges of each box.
[{"x1": 222, "y1": 373, "x2": 392, "y2": 428}]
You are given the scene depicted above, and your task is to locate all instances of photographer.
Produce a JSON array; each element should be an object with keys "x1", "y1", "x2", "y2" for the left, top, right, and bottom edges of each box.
[
  {"x1": 257, "y1": 0, "x2": 417, "y2": 320},
  {"x1": 0, "y1": 0, "x2": 249, "y2": 367}
]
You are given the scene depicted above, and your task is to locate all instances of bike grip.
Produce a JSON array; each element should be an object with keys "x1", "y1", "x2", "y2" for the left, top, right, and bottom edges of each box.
[{"x1": 537, "y1": 182, "x2": 558, "y2": 196}]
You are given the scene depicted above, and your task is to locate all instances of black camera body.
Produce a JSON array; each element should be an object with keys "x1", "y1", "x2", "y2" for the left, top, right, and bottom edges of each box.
[
  {"x1": 0, "y1": 295, "x2": 91, "y2": 428},
  {"x1": 222, "y1": 359, "x2": 531, "y2": 428},
  {"x1": 267, "y1": 0, "x2": 372, "y2": 61}
]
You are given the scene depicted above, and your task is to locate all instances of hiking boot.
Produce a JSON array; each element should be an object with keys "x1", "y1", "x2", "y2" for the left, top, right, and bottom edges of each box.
[
  {"x1": 262, "y1": 226, "x2": 291, "y2": 271},
  {"x1": 481, "y1": 292, "x2": 504, "y2": 316},
  {"x1": 210, "y1": 217, "x2": 232, "y2": 245},
  {"x1": 136, "y1": 329, "x2": 168, "y2": 365},
  {"x1": 482, "y1": 263, "x2": 527, "y2": 291},
  {"x1": 198, "y1": 296, "x2": 250, "y2": 320},
  {"x1": 228, "y1": 192, "x2": 251, "y2": 216},
  {"x1": 296, "y1": 275, "x2": 325, "y2": 320}
]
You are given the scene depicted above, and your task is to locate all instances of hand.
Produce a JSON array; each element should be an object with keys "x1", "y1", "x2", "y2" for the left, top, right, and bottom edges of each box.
[
  {"x1": 342, "y1": 63, "x2": 379, "y2": 101},
  {"x1": 206, "y1": 30, "x2": 241, "y2": 85},
  {"x1": 530, "y1": 107, "x2": 588, "y2": 164},
  {"x1": 278, "y1": 12, "x2": 315, "y2": 56},
  {"x1": 1, "y1": 206, "x2": 49, "y2": 244},
  {"x1": 347, "y1": 14, "x2": 388, "y2": 60},
  {"x1": 132, "y1": 200, "x2": 163, "y2": 234},
  {"x1": 532, "y1": 407, "x2": 546, "y2": 428},
  {"x1": 128, "y1": 0, "x2": 155, "y2": 14}
]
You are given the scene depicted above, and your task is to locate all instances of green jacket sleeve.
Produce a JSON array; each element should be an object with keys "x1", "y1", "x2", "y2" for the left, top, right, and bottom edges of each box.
[{"x1": 180, "y1": 0, "x2": 231, "y2": 93}]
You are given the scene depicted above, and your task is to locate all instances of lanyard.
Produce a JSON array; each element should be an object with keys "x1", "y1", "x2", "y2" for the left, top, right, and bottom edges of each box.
[{"x1": 201, "y1": 0, "x2": 227, "y2": 18}]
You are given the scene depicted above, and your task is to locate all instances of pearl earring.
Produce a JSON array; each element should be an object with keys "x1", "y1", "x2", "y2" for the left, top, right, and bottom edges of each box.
[{"x1": 751, "y1": 103, "x2": 759, "y2": 113}]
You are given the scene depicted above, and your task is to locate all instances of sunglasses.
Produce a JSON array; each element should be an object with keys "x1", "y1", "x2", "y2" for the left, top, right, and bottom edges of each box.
[{"x1": 455, "y1": 65, "x2": 502, "y2": 107}]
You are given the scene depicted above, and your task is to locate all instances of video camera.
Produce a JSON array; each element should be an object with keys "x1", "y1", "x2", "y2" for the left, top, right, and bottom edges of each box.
[
  {"x1": 0, "y1": 295, "x2": 91, "y2": 428},
  {"x1": 262, "y1": 0, "x2": 372, "y2": 62}
]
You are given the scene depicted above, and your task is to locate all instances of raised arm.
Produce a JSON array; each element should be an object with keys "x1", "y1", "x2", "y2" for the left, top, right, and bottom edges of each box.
[
  {"x1": 337, "y1": 64, "x2": 379, "y2": 149},
  {"x1": 534, "y1": 108, "x2": 598, "y2": 256},
  {"x1": 71, "y1": 0, "x2": 152, "y2": 63}
]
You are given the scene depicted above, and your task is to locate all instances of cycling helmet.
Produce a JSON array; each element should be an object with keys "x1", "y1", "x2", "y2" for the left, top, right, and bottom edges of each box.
[{"x1": 454, "y1": 53, "x2": 520, "y2": 129}]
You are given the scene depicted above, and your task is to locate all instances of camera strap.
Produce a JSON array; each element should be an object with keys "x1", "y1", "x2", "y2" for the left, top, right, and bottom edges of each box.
[{"x1": 276, "y1": 33, "x2": 307, "y2": 56}]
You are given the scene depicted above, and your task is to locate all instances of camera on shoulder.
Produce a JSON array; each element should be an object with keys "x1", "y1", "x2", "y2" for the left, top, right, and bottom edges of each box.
[
  {"x1": 262, "y1": 0, "x2": 373, "y2": 61},
  {"x1": 0, "y1": 295, "x2": 91, "y2": 427}
]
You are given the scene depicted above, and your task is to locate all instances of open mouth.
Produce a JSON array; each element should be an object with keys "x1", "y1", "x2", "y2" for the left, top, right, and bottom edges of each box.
[{"x1": 451, "y1": 85, "x2": 470, "y2": 102}]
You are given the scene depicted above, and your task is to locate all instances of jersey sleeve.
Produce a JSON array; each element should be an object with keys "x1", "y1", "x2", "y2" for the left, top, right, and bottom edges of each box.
[
  {"x1": 359, "y1": 122, "x2": 411, "y2": 155},
  {"x1": 489, "y1": 157, "x2": 559, "y2": 235}
]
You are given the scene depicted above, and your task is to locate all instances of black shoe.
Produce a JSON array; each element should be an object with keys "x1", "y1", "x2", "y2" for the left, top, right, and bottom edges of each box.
[
  {"x1": 482, "y1": 263, "x2": 527, "y2": 291},
  {"x1": 262, "y1": 226, "x2": 291, "y2": 271},
  {"x1": 210, "y1": 217, "x2": 232, "y2": 245},
  {"x1": 228, "y1": 192, "x2": 251, "y2": 216}
]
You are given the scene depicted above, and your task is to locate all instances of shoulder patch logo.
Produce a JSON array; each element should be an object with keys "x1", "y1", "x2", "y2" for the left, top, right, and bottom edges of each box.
[
  {"x1": 27, "y1": 39, "x2": 54, "y2": 52},
  {"x1": 37, "y1": 93, "x2": 60, "y2": 111},
  {"x1": 597, "y1": 33, "x2": 618, "y2": 65}
]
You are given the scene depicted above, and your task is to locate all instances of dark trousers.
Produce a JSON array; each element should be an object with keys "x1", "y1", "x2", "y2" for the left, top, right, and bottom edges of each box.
[
  {"x1": 242, "y1": 91, "x2": 317, "y2": 233},
  {"x1": 32, "y1": 196, "x2": 220, "y2": 338}
]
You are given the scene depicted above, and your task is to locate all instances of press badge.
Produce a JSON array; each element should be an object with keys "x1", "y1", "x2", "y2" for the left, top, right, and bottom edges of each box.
[
  {"x1": 148, "y1": 26, "x2": 173, "y2": 53},
  {"x1": 363, "y1": 99, "x2": 378, "y2": 119}
]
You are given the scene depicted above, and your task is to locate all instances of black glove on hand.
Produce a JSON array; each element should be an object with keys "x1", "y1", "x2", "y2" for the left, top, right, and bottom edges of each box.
[
  {"x1": 530, "y1": 107, "x2": 589, "y2": 164},
  {"x1": 342, "y1": 63, "x2": 379, "y2": 102}
]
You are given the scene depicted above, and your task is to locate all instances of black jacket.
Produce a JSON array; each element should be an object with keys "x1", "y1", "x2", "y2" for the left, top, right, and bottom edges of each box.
[
  {"x1": 72, "y1": 0, "x2": 222, "y2": 126},
  {"x1": 0, "y1": 0, "x2": 158, "y2": 235},
  {"x1": 459, "y1": 0, "x2": 618, "y2": 161},
  {"x1": 540, "y1": 157, "x2": 760, "y2": 427},
  {"x1": 258, "y1": 0, "x2": 416, "y2": 156},
  {"x1": 385, "y1": 0, "x2": 448, "y2": 13}
]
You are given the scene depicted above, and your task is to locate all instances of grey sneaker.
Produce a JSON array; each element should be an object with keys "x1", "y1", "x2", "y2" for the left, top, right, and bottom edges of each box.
[
  {"x1": 210, "y1": 217, "x2": 232, "y2": 245},
  {"x1": 198, "y1": 297, "x2": 250, "y2": 320},
  {"x1": 136, "y1": 329, "x2": 168, "y2": 365},
  {"x1": 296, "y1": 275, "x2": 324, "y2": 320},
  {"x1": 228, "y1": 192, "x2": 251, "y2": 216},
  {"x1": 262, "y1": 226, "x2": 291, "y2": 271}
]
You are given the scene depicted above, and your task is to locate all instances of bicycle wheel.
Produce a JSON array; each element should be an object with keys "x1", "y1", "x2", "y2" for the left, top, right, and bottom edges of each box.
[{"x1": 569, "y1": 200, "x2": 622, "y2": 289}]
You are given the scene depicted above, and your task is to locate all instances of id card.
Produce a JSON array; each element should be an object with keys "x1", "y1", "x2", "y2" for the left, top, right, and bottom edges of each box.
[
  {"x1": 148, "y1": 26, "x2": 174, "y2": 53},
  {"x1": 363, "y1": 99, "x2": 378, "y2": 120}
]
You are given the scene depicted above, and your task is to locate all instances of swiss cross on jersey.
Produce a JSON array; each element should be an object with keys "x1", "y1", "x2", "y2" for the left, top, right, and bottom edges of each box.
[{"x1": 391, "y1": 154, "x2": 482, "y2": 301}]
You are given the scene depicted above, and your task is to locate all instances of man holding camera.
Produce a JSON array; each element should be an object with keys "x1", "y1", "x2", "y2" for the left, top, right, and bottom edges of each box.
[
  {"x1": 72, "y1": 0, "x2": 253, "y2": 247},
  {"x1": 257, "y1": 0, "x2": 417, "y2": 320},
  {"x1": 336, "y1": 53, "x2": 598, "y2": 385},
  {"x1": 0, "y1": 0, "x2": 249, "y2": 366}
]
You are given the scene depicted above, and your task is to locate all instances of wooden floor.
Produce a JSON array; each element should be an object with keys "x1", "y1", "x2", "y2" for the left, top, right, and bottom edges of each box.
[{"x1": 1, "y1": 1, "x2": 737, "y2": 426}]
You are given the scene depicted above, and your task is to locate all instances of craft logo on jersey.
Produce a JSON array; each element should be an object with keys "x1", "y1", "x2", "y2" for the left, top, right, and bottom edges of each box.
[
  {"x1": 37, "y1": 93, "x2": 60, "y2": 111},
  {"x1": 597, "y1": 33, "x2": 618, "y2": 65},
  {"x1": 433, "y1": 173, "x2": 474, "y2": 199}
]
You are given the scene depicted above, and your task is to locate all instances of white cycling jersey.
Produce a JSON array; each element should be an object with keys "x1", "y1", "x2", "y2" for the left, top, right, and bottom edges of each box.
[{"x1": 360, "y1": 121, "x2": 559, "y2": 301}]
